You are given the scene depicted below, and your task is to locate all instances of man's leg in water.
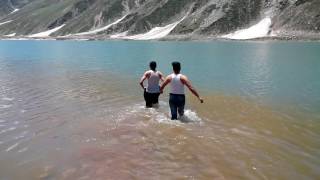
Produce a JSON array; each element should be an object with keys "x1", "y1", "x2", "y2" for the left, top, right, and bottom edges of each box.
[
  {"x1": 144, "y1": 89, "x2": 152, "y2": 108},
  {"x1": 169, "y1": 94, "x2": 178, "y2": 120},
  {"x1": 152, "y1": 93, "x2": 160, "y2": 108},
  {"x1": 177, "y1": 95, "x2": 185, "y2": 118}
]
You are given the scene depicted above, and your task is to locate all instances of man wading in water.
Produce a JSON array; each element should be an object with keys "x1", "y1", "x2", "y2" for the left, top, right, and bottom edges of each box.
[
  {"x1": 140, "y1": 61, "x2": 164, "y2": 108},
  {"x1": 160, "y1": 62, "x2": 204, "y2": 120}
]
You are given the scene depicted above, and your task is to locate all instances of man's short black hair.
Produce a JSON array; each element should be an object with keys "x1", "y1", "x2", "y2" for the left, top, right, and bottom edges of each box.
[
  {"x1": 172, "y1": 61, "x2": 181, "y2": 73},
  {"x1": 149, "y1": 61, "x2": 157, "y2": 71}
]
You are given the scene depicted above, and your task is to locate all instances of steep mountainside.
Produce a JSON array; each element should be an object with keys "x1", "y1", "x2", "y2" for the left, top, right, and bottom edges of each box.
[
  {"x1": 0, "y1": 0, "x2": 319, "y2": 39},
  {"x1": 0, "y1": 0, "x2": 35, "y2": 18},
  {"x1": 272, "y1": 0, "x2": 320, "y2": 36}
]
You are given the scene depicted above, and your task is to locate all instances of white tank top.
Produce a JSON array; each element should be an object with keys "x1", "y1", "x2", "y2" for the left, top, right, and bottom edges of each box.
[
  {"x1": 147, "y1": 70, "x2": 160, "y2": 93},
  {"x1": 170, "y1": 73, "x2": 185, "y2": 95}
]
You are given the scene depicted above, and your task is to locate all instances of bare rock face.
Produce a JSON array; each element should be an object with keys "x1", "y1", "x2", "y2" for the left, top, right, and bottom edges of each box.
[
  {"x1": 0, "y1": 0, "x2": 35, "y2": 18},
  {"x1": 0, "y1": 0, "x2": 319, "y2": 39},
  {"x1": 0, "y1": 2, "x2": 12, "y2": 18},
  {"x1": 272, "y1": 0, "x2": 320, "y2": 34}
]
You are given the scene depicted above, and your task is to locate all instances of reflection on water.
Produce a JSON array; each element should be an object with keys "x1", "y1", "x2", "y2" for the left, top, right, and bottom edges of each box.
[
  {"x1": 240, "y1": 42, "x2": 274, "y2": 98},
  {"x1": 0, "y1": 40, "x2": 319, "y2": 179}
]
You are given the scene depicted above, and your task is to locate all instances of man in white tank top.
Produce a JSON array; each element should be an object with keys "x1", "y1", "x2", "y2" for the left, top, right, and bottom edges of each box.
[
  {"x1": 139, "y1": 61, "x2": 164, "y2": 108},
  {"x1": 160, "y1": 62, "x2": 203, "y2": 120}
]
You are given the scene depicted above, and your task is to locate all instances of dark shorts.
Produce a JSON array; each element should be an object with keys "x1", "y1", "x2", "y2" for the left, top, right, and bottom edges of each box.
[
  {"x1": 169, "y1": 93, "x2": 185, "y2": 120},
  {"x1": 144, "y1": 89, "x2": 160, "y2": 108}
]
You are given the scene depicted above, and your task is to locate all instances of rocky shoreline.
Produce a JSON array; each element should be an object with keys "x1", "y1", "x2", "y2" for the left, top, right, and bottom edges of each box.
[{"x1": 1, "y1": 33, "x2": 320, "y2": 42}]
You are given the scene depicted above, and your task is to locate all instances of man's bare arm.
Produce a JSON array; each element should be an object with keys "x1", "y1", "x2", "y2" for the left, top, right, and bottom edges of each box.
[
  {"x1": 139, "y1": 72, "x2": 149, "y2": 90},
  {"x1": 181, "y1": 75, "x2": 204, "y2": 103},
  {"x1": 160, "y1": 76, "x2": 172, "y2": 93},
  {"x1": 158, "y1": 72, "x2": 165, "y2": 82}
]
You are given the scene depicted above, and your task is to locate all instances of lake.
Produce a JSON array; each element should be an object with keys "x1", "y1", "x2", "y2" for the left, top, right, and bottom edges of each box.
[{"x1": 0, "y1": 40, "x2": 319, "y2": 179}]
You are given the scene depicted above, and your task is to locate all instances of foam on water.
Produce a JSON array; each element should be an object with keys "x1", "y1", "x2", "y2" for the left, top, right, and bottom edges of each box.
[
  {"x1": 0, "y1": 127, "x2": 16, "y2": 134},
  {"x1": 2, "y1": 97, "x2": 15, "y2": 101},
  {"x1": 0, "y1": 104, "x2": 12, "y2": 109},
  {"x1": 17, "y1": 147, "x2": 28, "y2": 153},
  {"x1": 6, "y1": 142, "x2": 20, "y2": 152},
  {"x1": 116, "y1": 101, "x2": 203, "y2": 125},
  {"x1": 231, "y1": 128, "x2": 253, "y2": 136},
  {"x1": 180, "y1": 110, "x2": 202, "y2": 123},
  {"x1": 14, "y1": 132, "x2": 27, "y2": 140}
]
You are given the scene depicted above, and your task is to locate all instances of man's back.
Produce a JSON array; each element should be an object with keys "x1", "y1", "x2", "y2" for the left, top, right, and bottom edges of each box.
[
  {"x1": 170, "y1": 73, "x2": 185, "y2": 95},
  {"x1": 146, "y1": 70, "x2": 161, "y2": 93},
  {"x1": 139, "y1": 61, "x2": 164, "y2": 108}
]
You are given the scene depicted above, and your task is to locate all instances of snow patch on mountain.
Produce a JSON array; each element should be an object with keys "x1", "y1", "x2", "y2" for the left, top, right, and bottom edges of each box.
[
  {"x1": 10, "y1": 9, "x2": 19, "y2": 14},
  {"x1": 28, "y1": 24, "x2": 65, "y2": 37},
  {"x1": 0, "y1": 20, "x2": 12, "y2": 26},
  {"x1": 222, "y1": 17, "x2": 272, "y2": 40},
  {"x1": 110, "y1": 31, "x2": 128, "y2": 38},
  {"x1": 74, "y1": 15, "x2": 127, "y2": 36},
  {"x1": 119, "y1": 16, "x2": 186, "y2": 40},
  {"x1": 5, "y1": 33, "x2": 16, "y2": 37}
]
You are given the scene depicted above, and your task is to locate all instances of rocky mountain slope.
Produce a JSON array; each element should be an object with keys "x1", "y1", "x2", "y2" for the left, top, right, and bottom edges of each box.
[
  {"x1": 0, "y1": 0, "x2": 319, "y2": 40},
  {"x1": 0, "y1": 0, "x2": 35, "y2": 18}
]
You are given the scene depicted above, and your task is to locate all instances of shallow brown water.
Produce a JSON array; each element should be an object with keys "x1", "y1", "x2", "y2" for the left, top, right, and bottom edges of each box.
[
  {"x1": 0, "y1": 40, "x2": 320, "y2": 179},
  {"x1": 0, "y1": 69, "x2": 319, "y2": 180}
]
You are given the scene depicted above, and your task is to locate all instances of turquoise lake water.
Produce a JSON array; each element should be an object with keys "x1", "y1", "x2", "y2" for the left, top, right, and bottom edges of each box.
[
  {"x1": 1, "y1": 40, "x2": 319, "y2": 114},
  {"x1": 0, "y1": 40, "x2": 319, "y2": 179}
]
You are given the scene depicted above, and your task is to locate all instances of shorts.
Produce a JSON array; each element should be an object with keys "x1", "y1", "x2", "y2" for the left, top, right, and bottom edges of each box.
[{"x1": 144, "y1": 89, "x2": 160, "y2": 108}]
